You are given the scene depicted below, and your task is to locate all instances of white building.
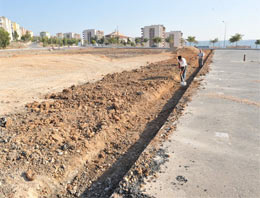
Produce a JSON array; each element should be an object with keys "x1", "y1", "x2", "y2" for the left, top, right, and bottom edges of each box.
[
  {"x1": 56, "y1": 33, "x2": 63, "y2": 39},
  {"x1": 141, "y1": 25, "x2": 166, "y2": 47},
  {"x1": 165, "y1": 31, "x2": 183, "y2": 48},
  {"x1": 63, "y1": 32, "x2": 81, "y2": 40},
  {"x1": 40, "y1": 31, "x2": 50, "y2": 38},
  {"x1": 0, "y1": 16, "x2": 13, "y2": 41},
  {"x1": 82, "y1": 29, "x2": 104, "y2": 43}
]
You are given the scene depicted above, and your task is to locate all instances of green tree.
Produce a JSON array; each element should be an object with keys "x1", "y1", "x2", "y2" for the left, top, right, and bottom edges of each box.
[
  {"x1": 229, "y1": 33, "x2": 243, "y2": 46},
  {"x1": 152, "y1": 37, "x2": 162, "y2": 46},
  {"x1": 108, "y1": 37, "x2": 117, "y2": 44},
  {"x1": 21, "y1": 31, "x2": 31, "y2": 42},
  {"x1": 210, "y1": 38, "x2": 218, "y2": 48},
  {"x1": 13, "y1": 31, "x2": 19, "y2": 41},
  {"x1": 135, "y1": 38, "x2": 141, "y2": 45},
  {"x1": 98, "y1": 37, "x2": 105, "y2": 44},
  {"x1": 255, "y1": 39, "x2": 260, "y2": 48},
  {"x1": 0, "y1": 28, "x2": 10, "y2": 48},
  {"x1": 91, "y1": 39, "x2": 96, "y2": 45},
  {"x1": 165, "y1": 36, "x2": 174, "y2": 47},
  {"x1": 186, "y1": 36, "x2": 197, "y2": 46},
  {"x1": 63, "y1": 38, "x2": 68, "y2": 46},
  {"x1": 127, "y1": 38, "x2": 131, "y2": 46},
  {"x1": 130, "y1": 41, "x2": 135, "y2": 47}
]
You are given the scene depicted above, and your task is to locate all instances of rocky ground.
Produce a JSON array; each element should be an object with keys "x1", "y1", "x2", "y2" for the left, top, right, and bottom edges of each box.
[{"x1": 0, "y1": 47, "x2": 212, "y2": 198}]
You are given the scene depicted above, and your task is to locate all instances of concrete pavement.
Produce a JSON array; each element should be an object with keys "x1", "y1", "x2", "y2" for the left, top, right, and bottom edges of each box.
[{"x1": 142, "y1": 50, "x2": 260, "y2": 198}]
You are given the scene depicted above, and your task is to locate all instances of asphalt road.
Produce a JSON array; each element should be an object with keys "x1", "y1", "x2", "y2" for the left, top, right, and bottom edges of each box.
[{"x1": 142, "y1": 50, "x2": 260, "y2": 198}]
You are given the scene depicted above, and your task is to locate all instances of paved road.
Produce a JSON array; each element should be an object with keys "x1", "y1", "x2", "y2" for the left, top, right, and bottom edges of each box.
[{"x1": 142, "y1": 50, "x2": 260, "y2": 198}]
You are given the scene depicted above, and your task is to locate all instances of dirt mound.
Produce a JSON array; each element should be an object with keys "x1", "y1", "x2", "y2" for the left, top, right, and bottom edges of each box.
[
  {"x1": 0, "y1": 49, "x2": 211, "y2": 197},
  {"x1": 176, "y1": 46, "x2": 200, "y2": 55}
]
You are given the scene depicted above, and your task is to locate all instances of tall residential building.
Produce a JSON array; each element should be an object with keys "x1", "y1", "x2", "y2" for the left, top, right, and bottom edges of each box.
[
  {"x1": 40, "y1": 31, "x2": 50, "y2": 38},
  {"x1": 141, "y1": 25, "x2": 166, "y2": 47},
  {"x1": 82, "y1": 29, "x2": 104, "y2": 43},
  {"x1": 0, "y1": 16, "x2": 13, "y2": 40},
  {"x1": 11, "y1": 22, "x2": 22, "y2": 39},
  {"x1": 165, "y1": 31, "x2": 183, "y2": 48}
]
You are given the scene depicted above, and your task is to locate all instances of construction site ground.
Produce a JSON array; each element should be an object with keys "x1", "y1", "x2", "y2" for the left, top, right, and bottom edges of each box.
[{"x1": 0, "y1": 47, "x2": 212, "y2": 198}]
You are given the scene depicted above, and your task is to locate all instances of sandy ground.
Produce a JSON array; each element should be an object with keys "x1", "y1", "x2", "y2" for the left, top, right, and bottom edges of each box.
[
  {"x1": 0, "y1": 49, "x2": 172, "y2": 116},
  {"x1": 0, "y1": 47, "x2": 207, "y2": 198}
]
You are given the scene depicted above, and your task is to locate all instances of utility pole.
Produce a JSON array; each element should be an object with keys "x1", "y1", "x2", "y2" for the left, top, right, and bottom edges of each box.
[{"x1": 222, "y1": 21, "x2": 226, "y2": 48}]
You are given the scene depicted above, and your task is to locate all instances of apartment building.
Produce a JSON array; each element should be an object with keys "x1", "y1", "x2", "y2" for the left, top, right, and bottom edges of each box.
[
  {"x1": 141, "y1": 25, "x2": 166, "y2": 47},
  {"x1": 0, "y1": 16, "x2": 13, "y2": 40},
  {"x1": 74, "y1": 33, "x2": 81, "y2": 40},
  {"x1": 11, "y1": 22, "x2": 22, "y2": 39},
  {"x1": 82, "y1": 29, "x2": 104, "y2": 43},
  {"x1": 165, "y1": 31, "x2": 183, "y2": 48},
  {"x1": 56, "y1": 33, "x2": 63, "y2": 39},
  {"x1": 40, "y1": 31, "x2": 51, "y2": 38}
]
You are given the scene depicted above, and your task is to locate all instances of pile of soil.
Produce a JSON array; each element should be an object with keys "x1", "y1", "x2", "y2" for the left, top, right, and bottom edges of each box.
[{"x1": 0, "y1": 48, "x2": 210, "y2": 197}]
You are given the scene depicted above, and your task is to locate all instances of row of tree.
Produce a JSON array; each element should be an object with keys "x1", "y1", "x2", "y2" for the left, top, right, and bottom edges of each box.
[
  {"x1": 34, "y1": 37, "x2": 81, "y2": 47},
  {"x1": 1, "y1": 27, "x2": 260, "y2": 49}
]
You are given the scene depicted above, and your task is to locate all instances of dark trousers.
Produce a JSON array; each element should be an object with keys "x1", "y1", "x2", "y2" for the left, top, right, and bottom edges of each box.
[
  {"x1": 199, "y1": 58, "x2": 203, "y2": 67},
  {"x1": 180, "y1": 66, "x2": 186, "y2": 82}
]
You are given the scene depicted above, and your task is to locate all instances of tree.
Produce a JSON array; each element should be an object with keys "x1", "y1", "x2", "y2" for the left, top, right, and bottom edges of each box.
[
  {"x1": 63, "y1": 38, "x2": 68, "y2": 46},
  {"x1": 135, "y1": 38, "x2": 141, "y2": 45},
  {"x1": 91, "y1": 39, "x2": 96, "y2": 45},
  {"x1": 165, "y1": 36, "x2": 174, "y2": 47},
  {"x1": 152, "y1": 37, "x2": 162, "y2": 47},
  {"x1": 255, "y1": 40, "x2": 260, "y2": 48},
  {"x1": 108, "y1": 37, "x2": 117, "y2": 44},
  {"x1": 21, "y1": 31, "x2": 32, "y2": 42},
  {"x1": 13, "y1": 31, "x2": 19, "y2": 41},
  {"x1": 97, "y1": 37, "x2": 105, "y2": 44},
  {"x1": 186, "y1": 36, "x2": 197, "y2": 46},
  {"x1": 210, "y1": 38, "x2": 218, "y2": 48},
  {"x1": 229, "y1": 33, "x2": 243, "y2": 46},
  {"x1": 0, "y1": 28, "x2": 10, "y2": 48}
]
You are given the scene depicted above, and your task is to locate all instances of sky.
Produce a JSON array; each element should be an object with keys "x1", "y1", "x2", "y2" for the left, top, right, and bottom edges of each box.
[{"x1": 1, "y1": 0, "x2": 259, "y2": 41}]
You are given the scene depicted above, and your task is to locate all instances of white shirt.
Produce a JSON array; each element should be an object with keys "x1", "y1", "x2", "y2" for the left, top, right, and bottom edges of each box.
[
  {"x1": 178, "y1": 58, "x2": 187, "y2": 67},
  {"x1": 198, "y1": 52, "x2": 204, "y2": 58}
]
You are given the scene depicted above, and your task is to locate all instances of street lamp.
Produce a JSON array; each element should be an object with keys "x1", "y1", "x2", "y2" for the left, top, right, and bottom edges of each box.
[{"x1": 222, "y1": 21, "x2": 227, "y2": 48}]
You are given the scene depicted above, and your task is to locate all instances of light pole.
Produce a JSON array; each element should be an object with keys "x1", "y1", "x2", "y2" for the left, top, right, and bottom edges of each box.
[{"x1": 222, "y1": 21, "x2": 226, "y2": 48}]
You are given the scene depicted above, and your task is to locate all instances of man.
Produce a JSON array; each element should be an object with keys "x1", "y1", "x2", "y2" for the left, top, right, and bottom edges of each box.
[
  {"x1": 198, "y1": 49, "x2": 204, "y2": 67},
  {"x1": 178, "y1": 55, "x2": 187, "y2": 83}
]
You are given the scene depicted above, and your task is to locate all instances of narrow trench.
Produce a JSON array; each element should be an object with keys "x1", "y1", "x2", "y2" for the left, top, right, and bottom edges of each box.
[{"x1": 76, "y1": 51, "x2": 213, "y2": 198}]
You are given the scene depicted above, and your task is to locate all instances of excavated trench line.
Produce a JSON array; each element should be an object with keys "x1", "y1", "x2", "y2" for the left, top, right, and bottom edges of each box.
[
  {"x1": 63, "y1": 51, "x2": 213, "y2": 198},
  {"x1": 0, "y1": 50, "x2": 212, "y2": 198}
]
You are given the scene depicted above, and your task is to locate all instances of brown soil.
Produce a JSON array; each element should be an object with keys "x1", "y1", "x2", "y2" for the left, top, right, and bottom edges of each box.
[
  {"x1": 0, "y1": 48, "x2": 171, "y2": 116},
  {"x1": 0, "y1": 47, "x2": 210, "y2": 198}
]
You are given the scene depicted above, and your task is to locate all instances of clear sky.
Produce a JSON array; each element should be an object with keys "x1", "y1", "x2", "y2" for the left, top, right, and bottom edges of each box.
[{"x1": 1, "y1": 0, "x2": 259, "y2": 41}]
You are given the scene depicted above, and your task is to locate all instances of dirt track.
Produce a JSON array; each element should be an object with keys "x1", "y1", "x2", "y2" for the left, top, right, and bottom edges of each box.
[
  {"x1": 0, "y1": 48, "x2": 171, "y2": 116},
  {"x1": 0, "y1": 47, "x2": 211, "y2": 198}
]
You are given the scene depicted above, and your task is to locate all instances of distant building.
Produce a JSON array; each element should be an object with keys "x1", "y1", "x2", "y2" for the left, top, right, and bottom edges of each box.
[
  {"x1": 27, "y1": 30, "x2": 33, "y2": 37},
  {"x1": 0, "y1": 16, "x2": 13, "y2": 40},
  {"x1": 56, "y1": 32, "x2": 63, "y2": 39},
  {"x1": 20, "y1": 27, "x2": 27, "y2": 36},
  {"x1": 105, "y1": 31, "x2": 129, "y2": 43},
  {"x1": 63, "y1": 32, "x2": 81, "y2": 39},
  {"x1": 74, "y1": 33, "x2": 81, "y2": 40},
  {"x1": 11, "y1": 22, "x2": 22, "y2": 39},
  {"x1": 40, "y1": 31, "x2": 50, "y2": 38},
  {"x1": 141, "y1": 25, "x2": 166, "y2": 47},
  {"x1": 82, "y1": 29, "x2": 104, "y2": 43},
  {"x1": 165, "y1": 31, "x2": 183, "y2": 48}
]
